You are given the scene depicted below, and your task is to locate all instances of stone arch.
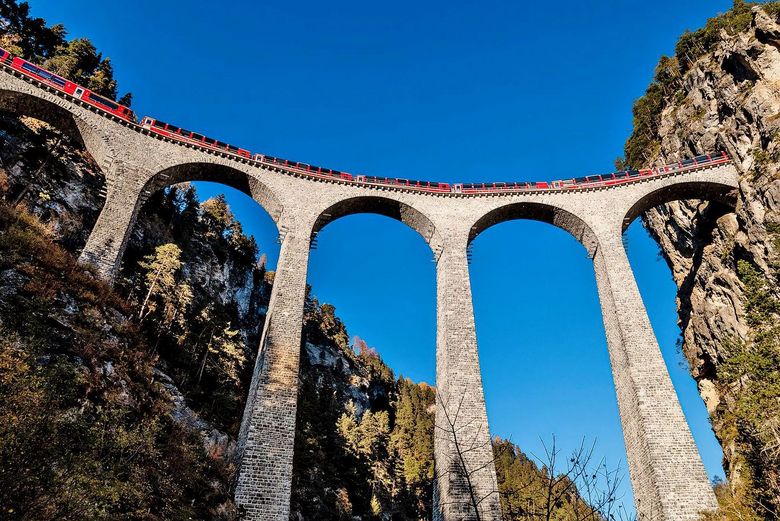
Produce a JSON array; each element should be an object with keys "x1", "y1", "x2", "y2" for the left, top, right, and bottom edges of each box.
[
  {"x1": 79, "y1": 161, "x2": 283, "y2": 279},
  {"x1": 142, "y1": 162, "x2": 284, "y2": 226},
  {"x1": 312, "y1": 196, "x2": 442, "y2": 255},
  {"x1": 469, "y1": 201, "x2": 598, "y2": 256},
  {"x1": 0, "y1": 88, "x2": 115, "y2": 168},
  {"x1": 622, "y1": 180, "x2": 738, "y2": 232}
]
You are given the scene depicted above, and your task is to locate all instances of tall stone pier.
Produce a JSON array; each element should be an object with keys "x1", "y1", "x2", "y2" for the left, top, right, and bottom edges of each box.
[
  {"x1": 434, "y1": 230, "x2": 501, "y2": 521},
  {"x1": 592, "y1": 229, "x2": 719, "y2": 520}
]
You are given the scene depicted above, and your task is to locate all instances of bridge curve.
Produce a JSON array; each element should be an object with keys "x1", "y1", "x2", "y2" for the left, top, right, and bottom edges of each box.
[
  {"x1": 468, "y1": 201, "x2": 598, "y2": 255},
  {"x1": 312, "y1": 195, "x2": 442, "y2": 255},
  {"x1": 622, "y1": 178, "x2": 739, "y2": 231},
  {"x1": 0, "y1": 86, "x2": 117, "y2": 172},
  {"x1": 141, "y1": 161, "x2": 284, "y2": 225},
  {"x1": 0, "y1": 60, "x2": 744, "y2": 521}
]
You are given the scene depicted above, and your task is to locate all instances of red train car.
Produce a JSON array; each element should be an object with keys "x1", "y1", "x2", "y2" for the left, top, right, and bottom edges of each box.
[
  {"x1": 255, "y1": 154, "x2": 353, "y2": 181},
  {"x1": 9, "y1": 56, "x2": 135, "y2": 122},
  {"x1": 141, "y1": 117, "x2": 250, "y2": 158}
]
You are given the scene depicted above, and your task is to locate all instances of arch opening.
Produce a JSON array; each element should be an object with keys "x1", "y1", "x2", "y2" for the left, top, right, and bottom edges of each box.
[
  {"x1": 118, "y1": 179, "x2": 281, "y2": 438},
  {"x1": 0, "y1": 107, "x2": 107, "y2": 253},
  {"x1": 293, "y1": 211, "x2": 437, "y2": 519},
  {"x1": 142, "y1": 162, "x2": 283, "y2": 225},
  {"x1": 312, "y1": 196, "x2": 441, "y2": 254},
  {"x1": 619, "y1": 185, "x2": 739, "y2": 489},
  {"x1": 469, "y1": 201, "x2": 598, "y2": 257},
  {"x1": 0, "y1": 88, "x2": 92, "y2": 146},
  {"x1": 469, "y1": 218, "x2": 636, "y2": 517},
  {"x1": 622, "y1": 180, "x2": 738, "y2": 231}
]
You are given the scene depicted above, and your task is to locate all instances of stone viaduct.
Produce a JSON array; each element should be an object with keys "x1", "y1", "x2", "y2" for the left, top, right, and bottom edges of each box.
[{"x1": 0, "y1": 61, "x2": 741, "y2": 520}]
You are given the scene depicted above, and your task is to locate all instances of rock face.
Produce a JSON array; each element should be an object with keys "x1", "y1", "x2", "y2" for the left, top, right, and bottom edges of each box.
[
  {"x1": 0, "y1": 114, "x2": 105, "y2": 251},
  {"x1": 630, "y1": 5, "x2": 780, "y2": 513}
]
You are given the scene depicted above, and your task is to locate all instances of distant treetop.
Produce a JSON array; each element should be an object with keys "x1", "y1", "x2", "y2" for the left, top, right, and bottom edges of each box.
[{"x1": 0, "y1": 0, "x2": 132, "y2": 105}]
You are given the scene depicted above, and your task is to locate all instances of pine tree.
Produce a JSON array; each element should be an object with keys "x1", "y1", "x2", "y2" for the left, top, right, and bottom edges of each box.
[
  {"x1": 137, "y1": 243, "x2": 190, "y2": 321},
  {"x1": 0, "y1": 2, "x2": 131, "y2": 103}
]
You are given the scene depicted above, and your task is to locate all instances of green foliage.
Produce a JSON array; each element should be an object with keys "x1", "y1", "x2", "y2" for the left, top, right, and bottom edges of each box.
[
  {"x1": 44, "y1": 38, "x2": 120, "y2": 99},
  {"x1": 201, "y1": 194, "x2": 259, "y2": 265},
  {"x1": 709, "y1": 259, "x2": 780, "y2": 517},
  {"x1": 0, "y1": 0, "x2": 131, "y2": 103},
  {"x1": 0, "y1": 200, "x2": 237, "y2": 519},
  {"x1": 621, "y1": 1, "x2": 780, "y2": 168},
  {"x1": 137, "y1": 242, "x2": 192, "y2": 323},
  {"x1": 764, "y1": 2, "x2": 780, "y2": 17},
  {"x1": 736, "y1": 260, "x2": 779, "y2": 324},
  {"x1": 0, "y1": 0, "x2": 64, "y2": 61},
  {"x1": 390, "y1": 379, "x2": 435, "y2": 489},
  {"x1": 121, "y1": 185, "x2": 266, "y2": 434},
  {"x1": 676, "y1": 1, "x2": 756, "y2": 73}
]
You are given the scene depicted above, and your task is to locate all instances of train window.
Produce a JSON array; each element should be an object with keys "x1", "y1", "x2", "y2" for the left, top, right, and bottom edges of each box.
[
  {"x1": 87, "y1": 92, "x2": 119, "y2": 110},
  {"x1": 228, "y1": 145, "x2": 239, "y2": 152},
  {"x1": 216, "y1": 141, "x2": 227, "y2": 148},
  {"x1": 167, "y1": 124, "x2": 180, "y2": 133},
  {"x1": 22, "y1": 62, "x2": 67, "y2": 88},
  {"x1": 574, "y1": 176, "x2": 589, "y2": 183},
  {"x1": 628, "y1": 170, "x2": 640, "y2": 177},
  {"x1": 332, "y1": 170, "x2": 342, "y2": 176},
  {"x1": 152, "y1": 120, "x2": 165, "y2": 128},
  {"x1": 191, "y1": 133, "x2": 204, "y2": 141},
  {"x1": 614, "y1": 172, "x2": 627, "y2": 178},
  {"x1": 204, "y1": 137, "x2": 215, "y2": 144}
]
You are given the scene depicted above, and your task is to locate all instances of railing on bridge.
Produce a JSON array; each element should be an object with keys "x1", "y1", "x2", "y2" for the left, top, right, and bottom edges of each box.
[{"x1": 0, "y1": 46, "x2": 732, "y2": 197}]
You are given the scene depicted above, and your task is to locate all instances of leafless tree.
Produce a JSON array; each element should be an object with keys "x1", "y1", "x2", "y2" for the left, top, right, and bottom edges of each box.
[
  {"x1": 507, "y1": 435, "x2": 636, "y2": 521},
  {"x1": 435, "y1": 388, "x2": 637, "y2": 521}
]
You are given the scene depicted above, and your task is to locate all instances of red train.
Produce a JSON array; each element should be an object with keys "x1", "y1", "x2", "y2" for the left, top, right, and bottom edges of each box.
[
  {"x1": 140, "y1": 117, "x2": 251, "y2": 158},
  {"x1": 0, "y1": 48, "x2": 136, "y2": 122},
  {"x1": 0, "y1": 47, "x2": 731, "y2": 195}
]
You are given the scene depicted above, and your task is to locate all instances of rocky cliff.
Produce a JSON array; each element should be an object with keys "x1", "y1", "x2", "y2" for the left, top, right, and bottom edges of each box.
[{"x1": 624, "y1": 2, "x2": 780, "y2": 517}]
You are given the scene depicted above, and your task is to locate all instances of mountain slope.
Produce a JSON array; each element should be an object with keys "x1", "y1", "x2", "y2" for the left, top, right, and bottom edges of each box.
[{"x1": 623, "y1": 2, "x2": 780, "y2": 517}]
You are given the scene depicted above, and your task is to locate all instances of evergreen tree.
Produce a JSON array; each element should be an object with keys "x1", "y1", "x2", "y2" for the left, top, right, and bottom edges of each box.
[
  {"x1": 0, "y1": 0, "x2": 132, "y2": 104},
  {"x1": 137, "y1": 242, "x2": 191, "y2": 322},
  {"x1": 0, "y1": 0, "x2": 65, "y2": 60}
]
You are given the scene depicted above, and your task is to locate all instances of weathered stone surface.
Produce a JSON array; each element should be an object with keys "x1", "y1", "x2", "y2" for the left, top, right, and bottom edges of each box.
[
  {"x1": 0, "y1": 57, "x2": 742, "y2": 520},
  {"x1": 640, "y1": 6, "x2": 780, "y2": 506}
]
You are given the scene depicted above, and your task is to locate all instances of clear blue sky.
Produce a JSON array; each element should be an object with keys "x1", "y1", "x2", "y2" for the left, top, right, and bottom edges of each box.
[{"x1": 30, "y1": 0, "x2": 743, "y2": 509}]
